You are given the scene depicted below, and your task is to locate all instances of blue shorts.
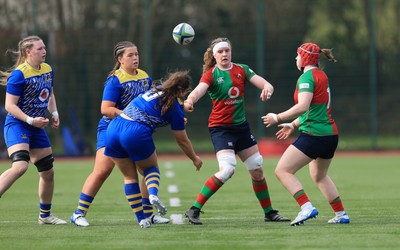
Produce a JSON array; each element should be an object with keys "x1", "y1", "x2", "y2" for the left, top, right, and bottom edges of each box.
[
  {"x1": 104, "y1": 116, "x2": 155, "y2": 162},
  {"x1": 4, "y1": 118, "x2": 51, "y2": 149},
  {"x1": 96, "y1": 118, "x2": 110, "y2": 150},
  {"x1": 209, "y1": 121, "x2": 257, "y2": 153},
  {"x1": 292, "y1": 133, "x2": 338, "y2": 159}
]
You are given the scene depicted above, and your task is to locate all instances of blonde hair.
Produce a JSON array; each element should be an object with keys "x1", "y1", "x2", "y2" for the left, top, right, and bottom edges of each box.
[
  {"x1": 108, "y1": 41, "x2": 137, "y2": 76},
  {"x1": 202, "y1": 37, "x2": 231, "y2": 73},
  {"x1": 0, "y1": 35, "x2": 42, "y2": 86},
  {"x1": 153, "y1": 70, "x2": 192, "y2": 115}
]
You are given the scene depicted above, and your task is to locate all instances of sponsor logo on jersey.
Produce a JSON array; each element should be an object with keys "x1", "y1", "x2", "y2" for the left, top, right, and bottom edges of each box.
[
  {"x1": 39, "y1": 88, "x2": 50, "y2": 102},
  {"x1": 228, "y1": 87, "x2": 240, "y2": 98},
  {"x1": 299, "y1": 83, "x2": 310, "y2": 89}
]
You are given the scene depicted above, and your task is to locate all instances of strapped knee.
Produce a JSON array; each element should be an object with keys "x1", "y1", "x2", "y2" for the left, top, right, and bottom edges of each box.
[
  {"x1": 10, "y1": 150, "x2": 30, "y2": 163},
  {"x1": 244, "y1": 152, "x2": 263, "y2": 170},
  {"x1": 215, "y1": 152, "x2": 236, "y2": 182},
  {"x1": 34, "y1": 154, "x2": 54, "y2": 172}
]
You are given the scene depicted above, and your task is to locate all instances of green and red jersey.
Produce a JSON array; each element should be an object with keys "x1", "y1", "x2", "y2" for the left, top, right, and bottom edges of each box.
[
  {"x1": 200, "y1": 63, "x2": 255, "y2": 127},
  {"x1": 294, "y1": 67, "x2": 338, "y2": 136}
]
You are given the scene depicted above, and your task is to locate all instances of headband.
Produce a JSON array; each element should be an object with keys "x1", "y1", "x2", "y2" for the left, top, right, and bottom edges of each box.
[
  {"x1": 298, "y1": 46, "x2": 320, "y2": 55},
  {"x1": 212, "y1": 41, "x2": 230, "y2": 55}
]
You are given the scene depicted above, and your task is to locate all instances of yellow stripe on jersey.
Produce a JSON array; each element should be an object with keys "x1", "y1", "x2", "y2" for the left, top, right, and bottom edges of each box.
[
  {"x1": 115, "y1": 68, "x2": 149, "y2": 84},
  {"x1": 16, "y1": 62, "x2": 52, "y2": 78}
]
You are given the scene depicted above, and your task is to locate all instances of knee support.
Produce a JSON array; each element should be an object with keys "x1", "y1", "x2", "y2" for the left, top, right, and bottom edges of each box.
[
  {"x1": 244, "y1": 152, "x2": 263, "y2": 170},
  {"x1": 10, "y1": 150, "x2": 30, "y2": 163},
  {"x1": 34, "y1": 154, "x2": 54, "y2": 172},
  {"x1": 215, "y1": 152, "x2": 236, "y2": 182}
]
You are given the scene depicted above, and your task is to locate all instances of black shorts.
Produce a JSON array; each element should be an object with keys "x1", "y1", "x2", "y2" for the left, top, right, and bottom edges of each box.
[
  {"x1": 292, "y1": 133, "x2": 338, "y2": 159},
  {"x1": 209, "y1": 121, "x2": 257, "y2": 153}
]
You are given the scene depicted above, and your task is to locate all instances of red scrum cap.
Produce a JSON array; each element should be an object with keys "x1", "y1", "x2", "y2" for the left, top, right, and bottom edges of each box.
[{"x1": 297, "y1": 43, "x2": 321, "y2": 67}]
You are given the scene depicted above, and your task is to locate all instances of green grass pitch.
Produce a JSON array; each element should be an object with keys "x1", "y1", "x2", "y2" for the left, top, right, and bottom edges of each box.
[{"x1": 0, "y1": 154, "x2": 399, "y2": 249}]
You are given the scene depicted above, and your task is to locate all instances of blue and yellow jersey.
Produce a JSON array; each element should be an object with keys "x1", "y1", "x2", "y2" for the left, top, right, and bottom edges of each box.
[
  {"x1": 122, "y1": 88, "x2": 185, "y2": 133},
  {"x1": 6, "y1": 62, "x2": 54, "y2": 119},
  {"x1": 100, "y1": 68, "x2": 152, "y2": 124}
]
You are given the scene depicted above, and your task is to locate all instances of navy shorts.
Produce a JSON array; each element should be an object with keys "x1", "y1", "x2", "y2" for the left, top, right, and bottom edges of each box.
[
  {"x1": 292, "y1": 133, "x2": 338, "y2": 159},
  {"x1": 209, "y1": 121, "x2": 257, "y2": 153}
]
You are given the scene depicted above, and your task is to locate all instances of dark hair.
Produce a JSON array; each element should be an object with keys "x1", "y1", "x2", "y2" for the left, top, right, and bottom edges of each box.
[
  {"x1": 153, "y1": 70, "x2": 192, "y2": 115},
  {"x1": 108, "y1": 41, "x2": 137, "y2": 76}
]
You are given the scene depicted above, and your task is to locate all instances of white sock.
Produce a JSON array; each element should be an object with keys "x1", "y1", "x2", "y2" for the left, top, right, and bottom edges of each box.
[{"x1": 301, "y1": 202, "x2": 313, "y2": 210}]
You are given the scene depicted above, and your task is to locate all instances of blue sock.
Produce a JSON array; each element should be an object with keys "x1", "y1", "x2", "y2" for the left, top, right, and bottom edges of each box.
[
  {"x1": 144, "y1": 167, "x2": 160, "y2": 196},
  {"x1": 74, "y1": 192, "x2": 94, "y2": 215},
  {"x1": 39, "y1": 203, "x2": 51, "y2": 218},
  {"x1": 142, "y1": 197, "x2": 153, "y2": 218},
  {"x1": 124, "y1": 183, "x2": 145, "y2": 222}
]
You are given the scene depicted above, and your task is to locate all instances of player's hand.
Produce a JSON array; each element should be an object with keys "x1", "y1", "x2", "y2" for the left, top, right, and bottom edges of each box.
[
  {"x1": 184, "y1": 100, "x2": 194, "y2": 112},
  {"x1": 33, "y1": 117, "x2": 50, "y2": 129},
  {"x1": 276, "y1": 123, "x2": 294, "y2": 140},
  {"x1": 261, "y1": 113, "x2": 278, "y2": 127},
  {"x1": 260, "y1": 88, "x2": 273, "y2": 102},
  {"x1": 51, "y1": 112, "x2": 60, "y2": 129},
  {"x1": 193, "y1": 155, "x2": 203, "y2": 171}
]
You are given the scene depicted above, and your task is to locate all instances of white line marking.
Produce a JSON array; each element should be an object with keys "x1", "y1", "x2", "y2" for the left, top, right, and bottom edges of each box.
[
  {"x1": 167, "y1": 184, "x2": 178, "y2": 193},
  {"x1": 164, "y1": 162, "x2": 173, "y2": 169},
  {"x1": 170, "y1": 214, "x2": 184, "y2": 224},
  {"x1": 169, "y1": 197, "x2": 181, "y2": 207},
  {"x1": 165, "y1": 171, "x2": 175, "y2": 178}
]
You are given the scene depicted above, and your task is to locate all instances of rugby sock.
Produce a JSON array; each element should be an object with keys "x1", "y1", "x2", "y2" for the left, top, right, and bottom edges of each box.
[
  {"x1": 252, "y1": 177, "x2": 273, "y2": 213},
  {"x1": 144, "y1": 167, "x2": 160, "y2": 197},
  {"x1": 330, "y1": 196, "x2": 345, "y2": 212},
  {"x1": 193, "y1": 175, "x2": 223, "y2": 209},
  {"x1": 142, "y1": 197, "x2": 153, "y2": 218},
  {"x1": 74, "y1": 192, "x2": 94, "y2": 215},
  {"x1": 124, "y1": 182, "x2": 145, "y2": 222},
  {"x1": 294, "y1": 189, "x2": 310, "y2": 207},
  {"x1": 39, "y1": 203, "x2": 51, "y2": 218}
]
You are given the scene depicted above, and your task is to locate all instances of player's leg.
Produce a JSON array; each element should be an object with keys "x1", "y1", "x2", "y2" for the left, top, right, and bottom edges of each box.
[
  {"x1": 140, "y1": 169, "x2": 170, "y2": 224},
  {"x1": 275, "y1": 144, "x2": 318, "y2": 226},
  {"x1": 309, "y1": 158, "x2": 349, "y2": 224},
  {"x1": 184, "y1": 149, "x2": 235, "y2": 225},
  {"x1": 32, "y1": 147, "x2": 66, "y2": 225},
  {"x1": 239, "y1": 145, "x2": 290, "y2": 222},
  {"x1": 0, "y1": 144, "x2": 30, "y2": 197},
  {"x1": 113, "y1": 156, "x2": 150, "y2": 228},
  {"x1": 1, "y1": 123, "x2": 31, "y2": 197},
  {"x1": 71, "y1": 148, "x2": 115, "y2": 226},
  {"x1": 136, "y1": 152, "x2": 167, "y2": 217}
]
